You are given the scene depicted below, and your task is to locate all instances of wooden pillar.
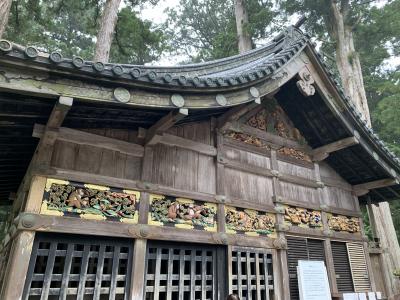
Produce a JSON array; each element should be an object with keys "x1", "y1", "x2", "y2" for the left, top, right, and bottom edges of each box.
[
  {"x1": 314, "y1": 161, "x2": 339, "y2": 294},
  {"x1": 270, "y1": 149, "x2": 289, "y2": 300},
  {"x1": 129, "y1": 238, "x2": 147, "y2": 300},
  {"x1": 0, "y1": 231, "x2": 35, "y2": 300}
]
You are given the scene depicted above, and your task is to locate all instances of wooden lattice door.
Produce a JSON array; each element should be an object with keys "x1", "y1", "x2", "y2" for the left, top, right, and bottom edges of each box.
[
  {"x1": 22, "y1": 233, "x2": 133, "y2": 300},
  {"x1": 144, "y1": 241, "x2": 226, "y2": 300},
  {"x1": 229, "y1": 246, "x2": 274, "y2": 300}
]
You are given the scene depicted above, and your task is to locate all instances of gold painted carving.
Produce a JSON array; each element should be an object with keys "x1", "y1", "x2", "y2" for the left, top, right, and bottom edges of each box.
[
  {"x1": 278, "y1": 147, "x2": 312, "y2": 162},
  {"x1": 41, "y1": 178, "x2": 140, "y2": 223},
  {"x1": 283, "y1": 206, "x2": 323, "y2": 229},
  {"x1": 327, "y1": 214, "x2": 360, "y2": 233},
  {"x1": 226, "y1": 131, "x2": 270, "y2": 149},
  {"x1": 149, "y1": 194, "x2": 217, "y2": 231},
  {"x1": 225, "y1": 206, "x2": 276, "y2": 236}
]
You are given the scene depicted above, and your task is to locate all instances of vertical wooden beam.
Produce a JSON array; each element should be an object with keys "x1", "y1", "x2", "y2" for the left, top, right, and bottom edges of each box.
[
  {"x1": 314, "y1": 162, "x2": 340, "y2": 295},
  {"x1": 270, "y1": 149, "x2": 288, "y2": 300},
  {"x1": 23, "y1": 176, "x2": 47, "y2": 213},
  {"x1": 138, "y1": 192, "x2": 150, "y2": 224},
  {"x1": 363, "y1": 241, "x2": 377, "y2": 291},
  {"x1": 129, "y1": 238, "x2": 147, "y2": 300},
  {"x1": 323, "y1": 239, "x2": 338, "y2": 294},
  {"x1": 0, "y1": 231, "x2": 35, "y2": 300}
]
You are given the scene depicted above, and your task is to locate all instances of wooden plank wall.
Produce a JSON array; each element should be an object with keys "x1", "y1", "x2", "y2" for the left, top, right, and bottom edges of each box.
[
  {"x1": 223, "y1": 146, "x2": 274, "y2": 207},
  {"x1": 49, "y1": 119, "x2": 356, "y2": 212}
]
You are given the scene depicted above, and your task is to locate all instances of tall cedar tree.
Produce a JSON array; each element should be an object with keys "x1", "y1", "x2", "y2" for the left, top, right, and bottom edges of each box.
[
  {"x1": 235, "y1": 0, "x2": 253, "y2": 52},
  {"x1": 94, "y1": 0, "x2": 122, "y2": 62},
  {"x1": 0, "y1": 0, "x2": 12, "y2": 38},
  {"x1": 280, "y1": 0, "x2": 400, "y2": 294}
]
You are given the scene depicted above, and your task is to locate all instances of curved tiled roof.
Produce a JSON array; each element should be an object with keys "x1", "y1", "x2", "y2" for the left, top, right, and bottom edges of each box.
[
  {"x1": 0, "y1": 26, "x2": 399, "y2": 203},
  {"x1": 0, "y1": 27, "x2": 307, "y2": 91}
]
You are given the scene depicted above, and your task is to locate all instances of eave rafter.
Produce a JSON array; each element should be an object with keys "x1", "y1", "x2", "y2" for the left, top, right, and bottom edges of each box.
[
  {"x1": 144, "y1": 108, "x2": 188, "y2": 145},
  {"x1": 311, "y1": 133, "x2": 360, "y2": 161},
  {"x1": 353, "y1": 178, "x2": 400, "y2": 197}
]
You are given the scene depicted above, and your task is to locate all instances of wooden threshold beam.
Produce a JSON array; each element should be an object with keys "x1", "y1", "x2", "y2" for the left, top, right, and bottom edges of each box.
[
  {"x1": 311, "y1": 135, "x2": 359, "y2": 161},
  {"x1": 354, "y1": 178, "x2": 399, "y2": 196},
  {"x1": 145, "y1": 108, "x2": 188, "y2": 145},
  {"x1": 217, "y1": 98, "x2": 261, "y2": 131}
]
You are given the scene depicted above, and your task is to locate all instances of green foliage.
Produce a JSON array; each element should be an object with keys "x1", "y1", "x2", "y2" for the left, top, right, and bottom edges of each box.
[
  {"x1": 110, "y1": 7, "x2": 168, "y2": 64},
  {"x1": 165, "y1": 0, "x2": 280, "y2": 62},
  {"x1": 3, "y1": 0, "x2": 167, "y2": 63}
]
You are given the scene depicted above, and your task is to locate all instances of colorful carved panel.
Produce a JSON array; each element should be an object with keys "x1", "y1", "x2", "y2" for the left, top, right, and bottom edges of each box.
[
  {"x1": 277, "y1": 147, "x2": 312, "y2": 162},
  {"x1": 226, "y1": 131, "x2": 270, "y2": 149},
  {"x1": 226, "y1": 100, "x2": 312, "y2": 162},
  {"x1": 246, "y1": 100, "x2": 306, "y2": 144},
  {"x1": 149, "y1": 195, "x2": 217, "y2": 231},
  {"x1": 283, "y1": 205, "x2": 322, "y2": 229},
  {"x1": 225, "y1": 206, "x2": 276, "y2": 236},
  {"x1": 327, "y1": 214, "x2": 361, "y2": 233},
  {"x1": 41, "y1": 178, "x2": 140, "y2": 223}
]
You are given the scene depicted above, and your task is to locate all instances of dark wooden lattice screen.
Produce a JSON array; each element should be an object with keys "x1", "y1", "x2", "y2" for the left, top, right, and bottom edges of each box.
[
  {"x1": 331, "y1": 241, "x2": 354, "y2": 292},
  {"x1": 0, "y1": 240, "x2": 12, "y2": 290},
  {"x1": 286, "y1": 237, "x2": 325, "y2": 300},
  {"x1": 22, "y1": 233, "x2": 133, "y2": 300},
  {"x1": 144, "y1": 241, "x2": 222, "y2": 300},
  {"x1": 230, "y1": 246, "x2": 274, "y2": 300}
]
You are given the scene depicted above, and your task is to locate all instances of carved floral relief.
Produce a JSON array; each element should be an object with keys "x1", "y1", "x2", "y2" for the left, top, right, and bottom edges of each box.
[
  {"x1": 41, "y1": 178, "x2": 140, "y2": 223},
  {"x1": 226, "y1": 99, "x2": 312, "y2": 163},
  {"x1": 226, "y1": 131, "x2": 270, "y2": 149},
  {"x1": 149, "y1": 194, "x2": 217, "y2": 231},
  {"x1": 283, "y1": 205, "x2": 322, "y2": 229},
  {"x1": 327, "y1": 214, "x2": 360, "y2": 233},
  {"x1": 225, "y1": 206, "x2": 276, "y2": 236}
]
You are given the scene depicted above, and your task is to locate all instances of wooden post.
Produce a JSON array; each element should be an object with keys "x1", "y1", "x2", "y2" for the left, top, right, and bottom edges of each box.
[
  {"x1": 270, "y1": 149, "x2": 288, "y2": 300},
  {"x1": 323, "y1": 239, "x2": 338, "y2": 294},
  {"x1": 23, "y1": 176, "x2": 47, "y2": 213},
  {"x1": 0, "y1": 231, "x2": 35, "y2": 300},
  {"x1": 129, "y1": 238, "x2": 147, "y2": 300}
]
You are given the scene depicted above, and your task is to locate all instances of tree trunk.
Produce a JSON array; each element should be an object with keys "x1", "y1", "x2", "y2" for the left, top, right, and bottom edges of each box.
[
  {"x1": 326, "y1": 1, "x2": 400, "y2": 297},
  {"x1": 234, "y1": 0, "x2": 252, "y2": 53},
  {"x1": 371, "y1": 203, "x2": 400, "y2": 296},
  {"x1": 93, "y1": 0, "x2": 122, "y2": 63},
  {"x1": 0, "y1": 0, "x2": 12, "y2": 39},
  {"x1": 328, "y1": 1, "x2": 371, "y2": 126}
]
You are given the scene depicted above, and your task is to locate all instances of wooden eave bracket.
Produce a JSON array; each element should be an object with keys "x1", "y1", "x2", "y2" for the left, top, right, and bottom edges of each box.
[
  {"x1": 34, "y1": 96, "x2": 73, "y2": 162},
  {"x1": 311, "y1": 134, "x2": 360, "y2": 161},
  {"x1": 353, "y1": 178, "x2": 400, "y2": 196},
  {"x1": 217, "y1": 98, "x2": 261, "y2": 132},
  {"x1": 145, "y1": 108, "x2": 188, "y2": 145}
]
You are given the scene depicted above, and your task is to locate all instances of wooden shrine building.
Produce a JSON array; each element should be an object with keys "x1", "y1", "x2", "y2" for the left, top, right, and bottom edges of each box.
[{"x1": 0, "y1": 27, "x2": 399, "y2": 300}]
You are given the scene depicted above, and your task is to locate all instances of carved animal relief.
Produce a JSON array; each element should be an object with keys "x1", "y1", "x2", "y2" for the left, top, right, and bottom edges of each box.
[
  {"x1": 327, "y1": 214, "x2": 360, "y2": 233},
  {"x1": 283, "y1": 206, "x2": 322, "y2": 229},
  {"x1": 296, "y1": 68, "x2": 315, "y2": 96},
  {"x1": 41, "y1": 178, "x2": 140, "y2": 223},
  {"x1": 225, "y1": 206, "x2": 276, "y2": 236},
  {"x1": 149, "y1": 195, "x2": 217, "y2": 231}
]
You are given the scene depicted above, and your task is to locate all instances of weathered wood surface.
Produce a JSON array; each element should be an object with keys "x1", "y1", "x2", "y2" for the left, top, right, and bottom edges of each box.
[
  {"x1": 16, "y1": 213, "x2": 276, "y2": 249},
  {"x1": 0, "y1": 231, "x2": 35, "y2": 300}
]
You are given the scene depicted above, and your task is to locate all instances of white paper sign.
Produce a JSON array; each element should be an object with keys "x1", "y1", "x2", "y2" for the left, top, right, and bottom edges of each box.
[
  {"x1": 376, "y1": 292, "x2": 382, "y2": 299},
  {"x1": 368, "y1": 292, "x2": 377, "y2": 300},
  {"x1": 297, "y1": 260, "x2": 331, "y2": 300},
  {"x1": 358, "y1": 293, "x2": 367, "y2": 300},
  {"x1": 343, "y1": 293, "x2": 359, "y2": 300}
]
